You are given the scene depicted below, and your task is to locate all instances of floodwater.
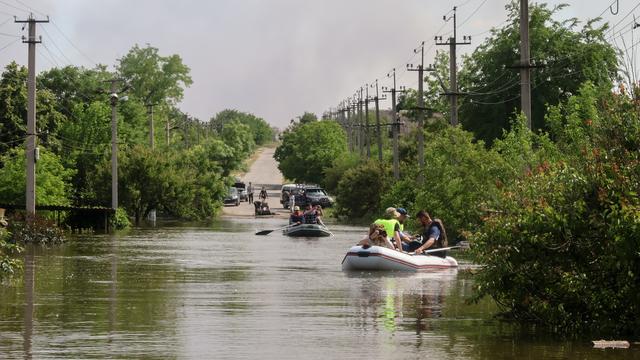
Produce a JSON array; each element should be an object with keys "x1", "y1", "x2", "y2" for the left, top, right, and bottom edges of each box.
[{"x1": 0, "y1": 217, "x2": 637, "y2": 359}]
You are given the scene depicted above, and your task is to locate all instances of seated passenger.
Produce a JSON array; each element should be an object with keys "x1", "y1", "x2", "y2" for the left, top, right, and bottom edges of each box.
[
  {"x1": 374, "y1": 207, "x2": 404, "y2": 251},
  {"x1": 303, "y1": 203, "x2": 319, "y2": 224},
  {"x1": 289, "y1": 206, "x2": 304, "y2": 225},
  {"x1": 407, "y1": 210, "x2": 448, "y2": 258},
  {"x1": 358, "y1": 223, "x2": 394, "y2": 249}
]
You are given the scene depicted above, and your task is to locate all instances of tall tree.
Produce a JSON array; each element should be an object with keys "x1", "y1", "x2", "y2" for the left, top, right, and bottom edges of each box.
[
  {"x1": 459, "y1": 2, "x2": 618, "y2": 143},
  {"x1": 117, "y1": 44, "x2": 193, "y2": 105}
]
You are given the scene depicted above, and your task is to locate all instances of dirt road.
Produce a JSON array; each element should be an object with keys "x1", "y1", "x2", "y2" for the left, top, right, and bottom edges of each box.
[{"x1": 222, "y1": 147, "x2": 287, "y2": 218}]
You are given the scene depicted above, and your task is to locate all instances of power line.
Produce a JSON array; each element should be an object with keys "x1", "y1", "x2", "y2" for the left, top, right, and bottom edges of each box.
[
  {"x1": 0, "y1": 0, "x2": 29, "y2": 14},
  {"x1": 50, "y1": 20, "x2": 97, "y2": 67},
  {"x1": 458, "y1": 0, "x2": 488, "y2": 28},
  {"x1": 40, "y1": 25, "x2": 74, "y2": 65}
]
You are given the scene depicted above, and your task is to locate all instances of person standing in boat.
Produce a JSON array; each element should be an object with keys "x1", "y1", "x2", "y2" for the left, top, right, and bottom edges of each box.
[
  {"x1": 289, "y1": 206, "x2": 304, "y2": 226},
  {"x1": 374, "y1": 207, "x2": 404, "y2": 252},
  {"x1": 410, "y1": 210, "x2": 448, "y2": 258}
]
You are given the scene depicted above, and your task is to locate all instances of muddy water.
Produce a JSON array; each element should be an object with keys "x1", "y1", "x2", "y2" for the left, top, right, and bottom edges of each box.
[{"x1": 0, "y1": 217, "x2": 636, "y2": 359}]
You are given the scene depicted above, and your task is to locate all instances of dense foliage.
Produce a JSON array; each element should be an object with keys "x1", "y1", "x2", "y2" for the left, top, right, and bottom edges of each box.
[
  {"x1": 471, "y1": 83, "x2": 640, "y2": 336},
  {"x1": 274, "y1": 119, "x2": 348, "y2": 184}
]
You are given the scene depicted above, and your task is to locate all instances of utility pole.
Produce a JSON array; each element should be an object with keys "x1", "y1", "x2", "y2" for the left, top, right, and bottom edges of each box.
[
  {"x1": 407, "y1": 42, "x2": 426, "y2": 183},
  {"x1": 383, "y1": 69, "x2": 406, "y2": 179},
  {"x1": 358, "y1": 87, "x2": 365, "y2": 157},
  {"x1": 364, "y1": 84, "x2": 371, "y2": 159},
  {"x1": 16, "y1": 14, "x2": 48, "y2": 216},
  {"x1": 520, "y1": 0, "x2": 532, "y2": 128},
  {"x1": 146, "y1": 103, "x2": 158, "y2": 149},
  {"x1": 104, "y1": 78, "x2": 126, "y2": 210},
  {"x1": 436, "y1": 6, "x2": 471, "y2": 126},
  {"x1": 372, "y1": 80, "x2": 387, "y2": 162}
]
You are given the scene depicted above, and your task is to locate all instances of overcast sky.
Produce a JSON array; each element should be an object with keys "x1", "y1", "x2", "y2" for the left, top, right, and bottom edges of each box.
[{"x1": 0, "y1": 0, "x2": 634, "y2": 128}]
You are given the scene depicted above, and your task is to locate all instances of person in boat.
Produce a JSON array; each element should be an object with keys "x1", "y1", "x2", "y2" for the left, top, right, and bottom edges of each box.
[
  {"x1": 374, "y1": 207, "x2": 404, "y2": 251},
  {"x1": 395, "y1": 207, "x2": 414, "y2": 246},
  {"x1": 303, "y1": 203, "x2": 324, "y2": 226},
  {"x1": 358, "y1": 223, "x2": 395, "y2": 249},
  {"x1": 289, "y1": 206, "x2": 304, "y2": 226},
  {"x1": 409, "y1": 210, "x2": 448, "y2": 258}
]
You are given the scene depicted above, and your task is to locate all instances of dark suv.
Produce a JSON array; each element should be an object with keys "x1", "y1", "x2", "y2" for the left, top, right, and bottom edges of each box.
[{"x1": 302, "y1": 187, "x2": 333, "y2": 208}]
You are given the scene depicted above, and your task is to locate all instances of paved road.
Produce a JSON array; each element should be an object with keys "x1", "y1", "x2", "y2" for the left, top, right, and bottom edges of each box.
[{"x1": 222, "y1": 147, "x2": 287, "y2": 218}]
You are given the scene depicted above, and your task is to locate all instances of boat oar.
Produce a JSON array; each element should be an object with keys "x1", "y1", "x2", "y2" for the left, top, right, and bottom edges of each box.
[
  {"x1": 255, "y1": 224, "x2": 295, "y2": 235},
  {"x1": 408, "y1": 246, "x2": 461, "y2": 255}
]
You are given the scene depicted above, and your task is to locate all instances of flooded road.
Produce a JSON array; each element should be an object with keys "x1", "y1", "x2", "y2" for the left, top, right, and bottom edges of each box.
[{"x1": 0, "y1": 217, "x2": 637, "y2": 359}]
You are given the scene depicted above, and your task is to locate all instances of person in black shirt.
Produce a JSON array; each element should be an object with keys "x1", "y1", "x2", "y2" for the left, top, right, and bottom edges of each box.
[{"x1": 408, "y1": 210, "x2": 449, "y2": 258}]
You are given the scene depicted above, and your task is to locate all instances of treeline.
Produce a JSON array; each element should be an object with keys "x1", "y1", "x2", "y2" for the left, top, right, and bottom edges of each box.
[
  {"x1": 275, "y1": 3, "x2": 640, "y2": 336},
  {"x1": 0, "y1": 44, "x2": 273, "y2": 225}
]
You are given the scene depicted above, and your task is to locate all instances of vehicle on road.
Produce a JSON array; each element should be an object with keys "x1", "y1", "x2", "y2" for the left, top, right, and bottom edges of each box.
[
  {"x1": 280, "y1": 184, "x2": 306, "y2": 209},
  {"x1": 302, "y1": 186, "x2": 333, "y2": 208},
  {"x1": 234, "y1": 180, "x2": 248, "y2": 202},
  {"x1": 224, "y1": 187, "x2": 240, "y2": 206}
]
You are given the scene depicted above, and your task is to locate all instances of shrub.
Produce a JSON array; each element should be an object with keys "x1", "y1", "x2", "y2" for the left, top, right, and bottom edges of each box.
[
  {"x1": 334, "y1": 161, "x2": 391, "y2": 220},
  {"x1": 9, "y1": 215, "x2": 65, "y2": 246}
]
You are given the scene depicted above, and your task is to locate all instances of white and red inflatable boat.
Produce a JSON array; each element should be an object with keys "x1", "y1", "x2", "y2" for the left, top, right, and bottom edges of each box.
[{"x1": 341, "y1": 245, "x2": 458, "y2": 271}]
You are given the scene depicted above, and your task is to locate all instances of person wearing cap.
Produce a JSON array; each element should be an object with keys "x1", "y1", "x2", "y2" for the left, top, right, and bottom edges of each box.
[
  {"x1": 374, "y1": 207, "x2": 404, "y2": 251},
  {"x1": 396, "y1": 207, "x2": 414, "y2": 245},
  {"x1": 289, "y1": 206, "x2": 304, "y2": 226},
  {"x1": 410, "y1": 210, "x2": 449, "y2": 257}
]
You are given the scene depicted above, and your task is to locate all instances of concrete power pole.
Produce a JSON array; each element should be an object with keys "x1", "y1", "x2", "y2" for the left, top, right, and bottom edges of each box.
[
  {"x1": 364, "y1": 85, "x2": 371, "y2": 159},
  {"x1": 383, "y1": 69, "x2": 406, "y2": 180},
  {"x1": 105, "y1": 79, "x2": 126, "y2": 210},
  {"x1": 407, "y1": 42, "x2": 426, "y2": 183},
  {"x1": 147, "y1": 103, "x2": 158, "y2": 149},
  {"x1": 16, "y1": 14, "x2": 48, "y2": 216},
  {"x1": 372, "y1": 80, "x2": 387, "y2": 162},
  {"x1": 436, "y1": 6, "x2": 471, "y2": 126},
  {"x1": 520, "y1": 0, "x2": 532, "y2": 128}
]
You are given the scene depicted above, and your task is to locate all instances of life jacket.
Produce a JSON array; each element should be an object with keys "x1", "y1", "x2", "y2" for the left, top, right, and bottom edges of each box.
[
  {"x1": 304, "y1": 210, "x2": 317, "y2": 224},
  {"x1": 427, "y1": 219, "x2": 448, "y2": 248},
  {"x1": 374, "y1": 218, "x2": 399, "y2": 240}
]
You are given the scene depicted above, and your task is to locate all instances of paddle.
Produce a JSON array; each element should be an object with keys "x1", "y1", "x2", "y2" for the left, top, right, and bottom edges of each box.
[
  {"x1": 255, "y1": 224, "x2": 296, "y2": 235},
  {"x1": 408, "y1": 246, "x2": 461, "y2": 255}
]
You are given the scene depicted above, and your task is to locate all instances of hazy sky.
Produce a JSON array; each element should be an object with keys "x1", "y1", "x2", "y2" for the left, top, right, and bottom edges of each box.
[{"x1": 0, "y1": 0, "x2": 633, "y2": 128}]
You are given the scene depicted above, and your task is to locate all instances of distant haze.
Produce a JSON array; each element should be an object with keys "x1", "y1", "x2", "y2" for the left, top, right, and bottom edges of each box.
[{"x1": 0, "y1": 0, "x2": 630, "y2": 128}]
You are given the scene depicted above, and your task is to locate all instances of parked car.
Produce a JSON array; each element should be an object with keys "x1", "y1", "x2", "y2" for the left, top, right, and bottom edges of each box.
[
  {"x1": 224, "y1": 187, "x2": 240, "y2": 206},
  {"x1": 303, "y1": 187, "x2": 334, "y2": 208},
  {"x1": 234, "y1": 181, "x2": 248, "y2": 202}
]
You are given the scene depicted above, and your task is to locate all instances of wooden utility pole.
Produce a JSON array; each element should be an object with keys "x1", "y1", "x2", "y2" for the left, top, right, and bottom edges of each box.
[
  {"x1": 364, "y1": 84, "x2": 371, "y2": 159},
  {"x1": 383, "y1": 69, "x2": 406, "y2": 179},
  {"x1": 16, "y1": 14, "x2": 48, "y2": 215},
  {"x1": 436, "y1": 6, "x2": 471, "y2": 126},
  {"x1": 372, "y1": 80, "x2": 386, "y2": 162},
  {"x1": 520, "y1": 0, "x2": 532, "y2": 128},
  {"x1": 147, "y1": 103, "x2": 159, "y2": 149},
  {"x1": 358, "y1": 87, "x2": 365, "y2": 157},
  {"x1": 407, "y1": 42, "x2": 426, "y2": 183}
]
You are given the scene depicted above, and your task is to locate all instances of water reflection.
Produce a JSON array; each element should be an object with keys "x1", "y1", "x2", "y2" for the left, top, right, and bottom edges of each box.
[{"x1": 22, "y1": 251, "x2": 34, "y2": 360}]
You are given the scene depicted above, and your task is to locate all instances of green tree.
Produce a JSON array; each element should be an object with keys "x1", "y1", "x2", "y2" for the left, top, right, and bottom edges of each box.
[
  {"x1": 335, "y1": 161, "x2": 391, "y2": 220},
  {"x1": 459, "y1": 2, "x2": 618, "y2": 143},
  {"x1": 0, "y1": 147, "x2": 75, "y2": 206},
  {"x1": 117, "y1": 44, "x2": 193, "y2": 105},
  {"x1": 274, "y1": 120, "x2": 348, "y2": 184}
]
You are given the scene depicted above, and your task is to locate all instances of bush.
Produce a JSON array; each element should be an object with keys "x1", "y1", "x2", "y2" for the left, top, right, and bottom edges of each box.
[
  {"x1": 110, "y1": 207, "x2": 131, "y2": 230},
  {"x1": 334, "y1": 161, "x2": 391, "y2": 220},
  {"x1": 9, "y1": 215, "x2": 65, "y2": 245},
  {"x1": 470, "y1": 83, "x2": 640, "y2": 336},
  {"x1": 0, "y1": 228, "x2": 21, "y2": 279}
]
